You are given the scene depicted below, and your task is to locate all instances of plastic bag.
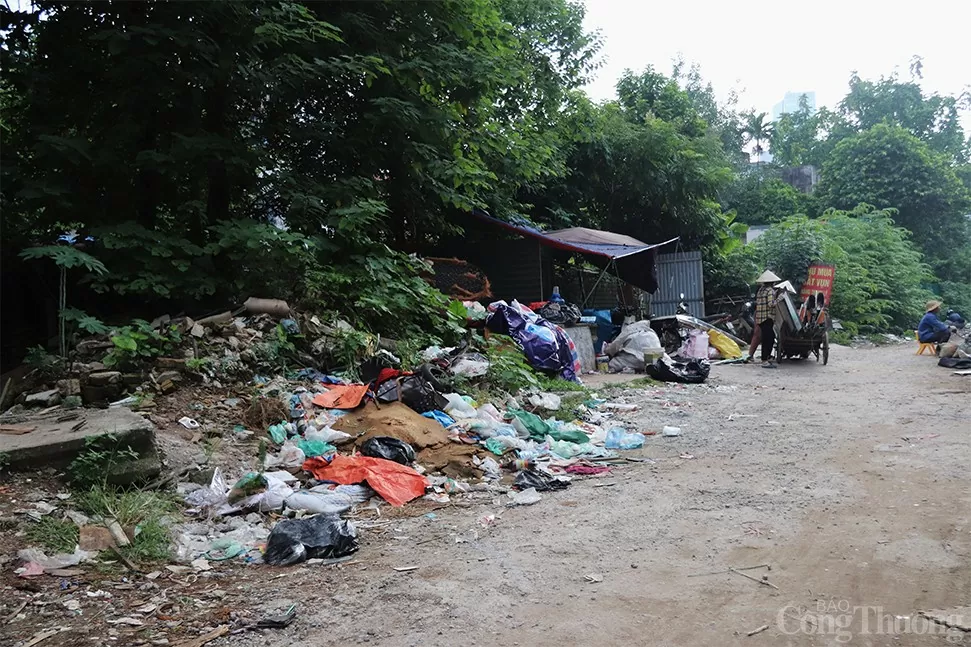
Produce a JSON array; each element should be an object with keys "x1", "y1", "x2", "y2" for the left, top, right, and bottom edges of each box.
[
  {"x1": 683, "y1": 330, "x2": 710, "y2": 359},
  {"x1": 184, "y1": 468, "x2": 228, "y2": 510},
  {"x1": 268, "y1": 423, "x2": 288, "y2": 444},
  {"x1": 263, "y1": 514, "x2": 358, "y2": 566},
  {"x1": 485, "y1": 436, "x2": 528, "y2": 455},
  {"x1": 285, "y1": 485, "x2": 373, "y2": 515},
  {"x1": 443, "y1": 393, "x2": 477, "y2": 418},
  {"x1": 305, "y1": 426, "x2": 352, "y2": 444},
  {"x1": 513, "y1": 469, "x2": 570, "y2": 491},
  {"x1": 303, "y1": 455, "x2": 428, "y2": 507},
  {"x1": 233, "y1": 473, "x2": 294, "y2": 512},
  {"x1": 477, "y1": 456, "x2": 502, "y2": 480},
  {"x1": 297, "y1": 438, "x2": 335, "y2": 458},
  {"x1": 646, "y1": 357, "x2": 710, "y2": 384},
  {"x1": 605, "y1": 321, "x2": 663, "y2": 372},
  {"x1": 604, "y1": 427, "x2": 645, "y2": 449},
  {"x1": 527, "y1": 392, "x2": 562, "y2": 410},
  {"x1": 18, "y1": 546, "x2": 95, "y2": 571},
  {"x1": 265, "y1": 439, "x2": 306, "y2": 470},
  {"x1": 421, "y1": 410, "x2": 456, "y2": 428},
  {"x1": 450, "y1": 356, "x2": 490, "y2": 378},
  {"x1": 360, "y1": 437, "x2": 416, "y2": 465}
]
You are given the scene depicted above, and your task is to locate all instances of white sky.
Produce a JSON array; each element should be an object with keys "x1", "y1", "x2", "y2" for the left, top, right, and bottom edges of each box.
[{"x1": 582, "y1": 0, "x2": 971, "y2": 128}]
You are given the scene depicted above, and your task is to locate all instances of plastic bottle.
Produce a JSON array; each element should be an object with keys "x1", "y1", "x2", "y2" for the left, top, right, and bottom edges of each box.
[{"x1": 550, "y1": 286, "x2": 565, "y2": 304}]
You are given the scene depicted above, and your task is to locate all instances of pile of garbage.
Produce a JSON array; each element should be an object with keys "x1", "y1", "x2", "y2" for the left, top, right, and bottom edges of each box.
[{"x1": 170, "y1": 365, "x2": 663, "y2": 566}]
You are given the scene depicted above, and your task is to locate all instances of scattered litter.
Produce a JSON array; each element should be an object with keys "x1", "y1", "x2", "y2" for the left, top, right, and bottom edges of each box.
[
  {"x1": 662, "y1": 426, "x2": 681, "y2": 437},
  {"x1": 584, "y1": 573, "x2": 604, "y2": 583},
  {"x1": 106, "y1": 617, "x2": 145, "y2": 626},
  {"x1": 256, "y1": 605, "x2": 297, "y2": 629},
  {"x1": 604, "y1": 427, "x2": 644, "y2": 449},
  {"x1": 746, "y1": 624, "x2": 770, "y2": 637},
  {"x1": 679, "y1": 453, "x2": 695, "y2": 459},
  {"x1": 393, "y1": 565, "x2": 419, "y2": 572},
  {"x1": 178, "y1": 417, "x2": 201, "y2": 430},
  {"x1": 507, "y1": 488, "x2": 542, "y2": 506}
]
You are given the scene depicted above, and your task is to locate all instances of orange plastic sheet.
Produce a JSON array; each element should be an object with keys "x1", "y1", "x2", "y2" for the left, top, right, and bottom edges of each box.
[
  {"x1": 303, "y1": 455, "x2": 428, "y2": 507},
  {"x1": 311, "y1": 384, "x2": 370, "y2": 409}
]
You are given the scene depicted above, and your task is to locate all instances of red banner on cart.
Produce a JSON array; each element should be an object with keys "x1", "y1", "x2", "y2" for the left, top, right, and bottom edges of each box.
[{"x1": 800, "y1": 264, "x2": 835, "y2": 307}]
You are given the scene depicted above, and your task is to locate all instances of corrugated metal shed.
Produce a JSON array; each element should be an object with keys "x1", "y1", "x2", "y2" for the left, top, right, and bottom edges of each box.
[
  {"x1": 459, "y1": 238, "x2": 550, "y2": 303},
  {"x1": 649, "y1": 251, "x2": 705, "y2": 317}
]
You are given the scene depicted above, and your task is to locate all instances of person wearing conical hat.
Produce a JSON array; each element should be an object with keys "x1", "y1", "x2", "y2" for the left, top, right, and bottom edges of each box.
[
  {"x1": 748, "y1": 270, "x2": 783, "y2": 367},
  {"x1": 918, "y1": 300, "x2": 951, "y2": 347}
]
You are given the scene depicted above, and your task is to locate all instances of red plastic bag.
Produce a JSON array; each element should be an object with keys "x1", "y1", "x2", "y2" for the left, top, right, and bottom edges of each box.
[
  {"x1": 303, "y1": 455, "x2": 427, "y2": 507},
  {"x1": 312, "y1": 384, "x2": 370, "y2": 409}
]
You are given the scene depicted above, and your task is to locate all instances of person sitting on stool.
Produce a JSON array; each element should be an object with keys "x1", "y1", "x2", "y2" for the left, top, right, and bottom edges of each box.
[{"x1": 919, "y1": 300, "x2": 952, "y2": 346}]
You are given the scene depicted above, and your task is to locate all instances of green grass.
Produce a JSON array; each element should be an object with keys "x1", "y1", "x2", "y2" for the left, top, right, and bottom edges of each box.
[
  {"x1": 26, "y1": 517, "x2": 79, "y2": 553},
  {"x1": 538, "y1": 377, "x2": 590, "y2": 393},
  {"x1": 124, "y1": 517, "x2": 173, "y2": 562},
  {"x1": 76, "y1": 486, "x2": 178, "y2": 564}
]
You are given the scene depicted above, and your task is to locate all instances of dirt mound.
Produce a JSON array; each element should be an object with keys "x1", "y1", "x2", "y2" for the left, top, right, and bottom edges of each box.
[
  {"x1": 334, "y1": 402, "x2": 449, "y2": 450},
  {"x1": 333, "y1": 402, "x2": 483, "y2": 478}
]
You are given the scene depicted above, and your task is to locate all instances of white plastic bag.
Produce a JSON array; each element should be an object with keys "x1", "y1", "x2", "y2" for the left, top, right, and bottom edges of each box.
[
  {"x1": 305, "y1": 426, "x2": 351, "y2": 444},
  {"x1": 264, "y1": 439, "x2": 306, "y2": 470},
  {"x1": 443, "y1": 393, "x2": 477, "y2": 418},
  {"x1": 285, "y1": 485, "x2": 372, "y2": 515},
  {"x1": 184, "y1": 468, "x2": 229, "y2": 510}
]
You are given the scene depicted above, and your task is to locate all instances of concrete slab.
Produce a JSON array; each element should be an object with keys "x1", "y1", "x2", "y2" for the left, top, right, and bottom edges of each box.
[{"x1": 0, "y1": 407, "x2": 159, "y2": 481}]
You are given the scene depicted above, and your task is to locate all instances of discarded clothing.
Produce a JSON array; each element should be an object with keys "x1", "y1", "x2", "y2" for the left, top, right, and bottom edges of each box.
[
  {"x1": 564, "y1": 465, "x2": 611, "y2": 476},
  {"x1": 303, "y1": 455, "x2": 428, "y2": 507},
  {"x1": 486, "y1": 300, "x2": 581, "y2": 382},
  {"x1": 312, "y1": 384, "x2": 370, "y2": 409}
]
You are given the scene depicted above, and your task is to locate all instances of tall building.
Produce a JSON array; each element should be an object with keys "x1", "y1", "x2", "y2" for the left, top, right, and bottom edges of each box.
[{"x1": 772, "y1": 91, "x2": 817, "y2": 121}]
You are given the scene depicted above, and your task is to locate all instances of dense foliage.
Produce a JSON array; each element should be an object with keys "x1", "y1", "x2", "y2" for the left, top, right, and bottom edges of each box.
[{"x1": 2, "y1": 0, "x2": 969, "y2": 363}]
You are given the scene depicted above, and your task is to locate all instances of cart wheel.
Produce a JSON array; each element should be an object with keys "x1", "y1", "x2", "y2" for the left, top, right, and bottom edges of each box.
[{"x1": 822, "y1": 331, "x2": 830, "y2": 365}]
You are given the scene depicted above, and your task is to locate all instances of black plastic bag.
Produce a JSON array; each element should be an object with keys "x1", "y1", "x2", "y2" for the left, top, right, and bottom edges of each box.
[
  {"x1": 514, "y1": 469, "x2": 570, "y2": 492},
  {"x1": 375, "y1": 373, "x2": 447, "y2": 414},
  {"x1": 938, "y1": 357, "x2": 971, "y2": 369},
  {"x1": 360, "y1": 436, "x2": 416, "y2": 465},
  {"x1": 646, "y1": 358, "x2": 710, "y2": 384},
  {"x1": 263, "y1": 514, "x2": 358, "y2": 566}
]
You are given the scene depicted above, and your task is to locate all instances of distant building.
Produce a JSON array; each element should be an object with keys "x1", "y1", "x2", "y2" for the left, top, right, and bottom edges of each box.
[
  {"x1": 772, "y1": 91, "x2": 816, "y2": 121},
  {"x1": 746, "y1": 225, "x2": 770, "y2": 244},
  {"x1": 781, "y1": 165, "x2": 819, "y2": 194}
]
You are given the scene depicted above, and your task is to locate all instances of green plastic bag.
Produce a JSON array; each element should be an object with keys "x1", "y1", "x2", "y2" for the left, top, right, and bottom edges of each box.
[
  {"x1": 506, "y1": 409, "x2": 552, "y2": 440},
  {"x1": 268, "y1": 423, "x2": 287, "y2": 444},
  {"x1": 485, "y1": 437, "x2": 507, "y2": 456},
  {"x1": 297, "y1": 438, "x2": 335, "y2": 458}
]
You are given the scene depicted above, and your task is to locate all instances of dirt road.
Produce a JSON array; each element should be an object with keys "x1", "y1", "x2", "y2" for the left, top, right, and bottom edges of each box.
[{"x1": 252, "y1": 344, "x2": 970, "y2": 647}]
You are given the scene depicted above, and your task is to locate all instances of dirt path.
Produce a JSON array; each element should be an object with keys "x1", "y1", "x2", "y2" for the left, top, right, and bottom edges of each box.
[{"x1": 252, "y1": 344, "x2": 970, "y2": 647}]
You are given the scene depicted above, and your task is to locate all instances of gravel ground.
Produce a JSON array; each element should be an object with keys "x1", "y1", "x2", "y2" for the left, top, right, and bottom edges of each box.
[{"x1": 3, "y1": 343, "x2": 969, "y2": 646}]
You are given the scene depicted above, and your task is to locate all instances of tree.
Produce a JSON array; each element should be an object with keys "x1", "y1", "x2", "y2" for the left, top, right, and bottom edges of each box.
[
  {"x1": 817, "y1": 124, "x2": 970, "y2": 256},
  {"x1": 741, "y1": 111, "x2": 773, "y2": 166},
  {"x1": 524, "y1": 67, "x2": 735, "y2": 245},
  {"x1": 838, "y1": 71, "x2": 969, "y2": 163},
  {"x1": 747, "y1": 206, "x2": 935, "y2": 334},
  {"x1": 0, "y1": 0, "x2": 599, "y2": 324},
  {"x1": 720, "y1": 174, "x2": 810, "y2": 225}
]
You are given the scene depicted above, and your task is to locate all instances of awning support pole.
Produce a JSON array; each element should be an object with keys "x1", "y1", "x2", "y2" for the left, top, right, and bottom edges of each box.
[{"x1": 581, "y1": 262, "x2": 612, "y2": 309}]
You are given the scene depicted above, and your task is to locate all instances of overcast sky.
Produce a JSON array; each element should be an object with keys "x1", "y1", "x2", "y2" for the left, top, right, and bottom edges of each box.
[{"x1": 582, "y1": 0, "x2": 971, "y2": 126}]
